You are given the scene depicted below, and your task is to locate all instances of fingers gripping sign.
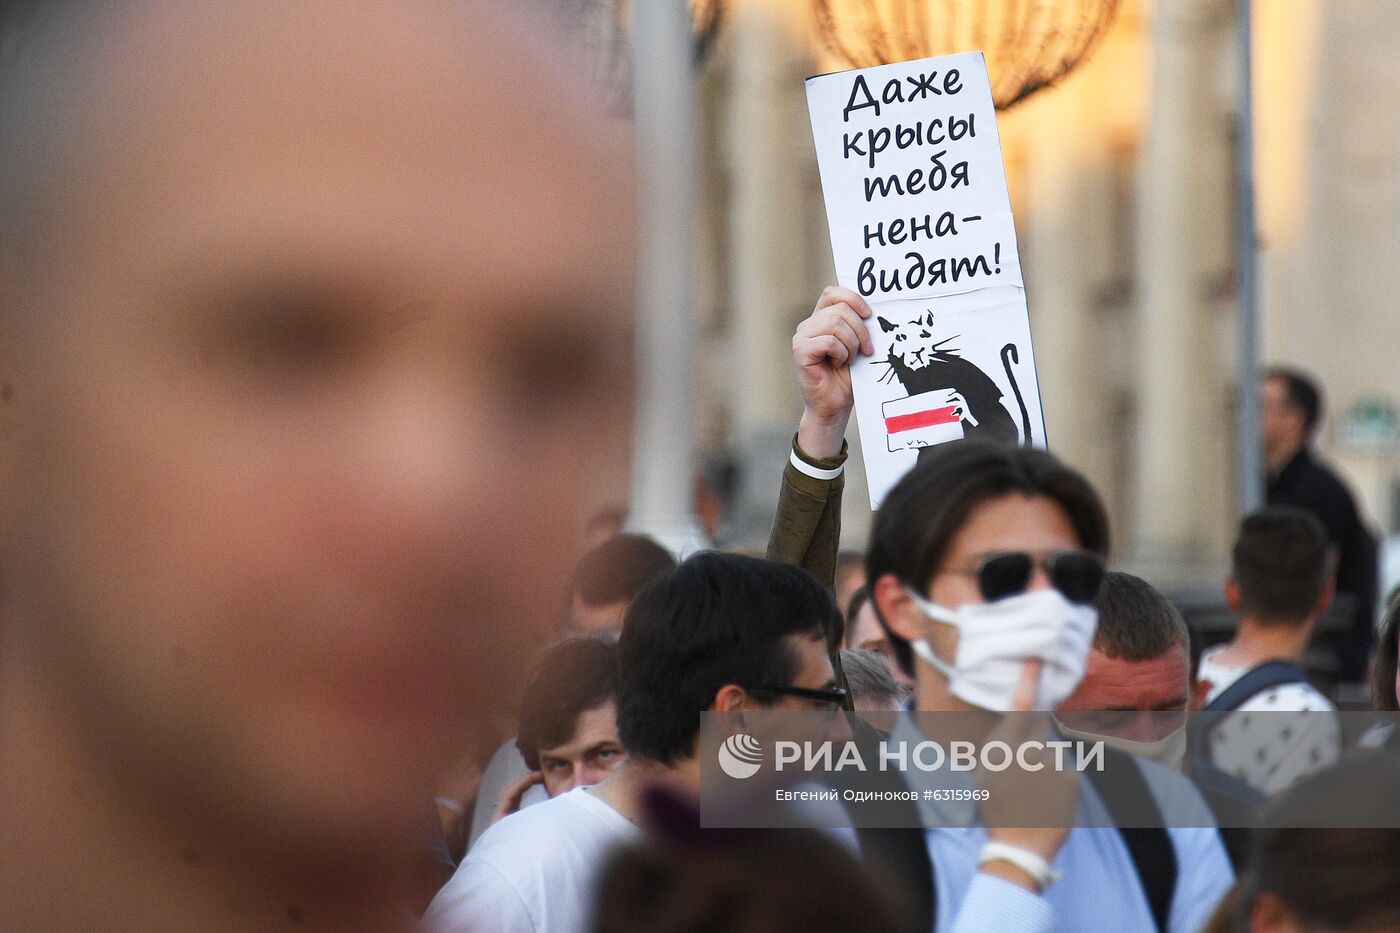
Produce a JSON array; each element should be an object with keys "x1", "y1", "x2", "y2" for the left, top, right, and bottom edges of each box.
[{"x1": 794, "y1": 286, "x2": 875, "y2": 459}]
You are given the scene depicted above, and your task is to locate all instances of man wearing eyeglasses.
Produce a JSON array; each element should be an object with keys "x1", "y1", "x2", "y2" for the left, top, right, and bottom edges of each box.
[
  {"x1": 768, "y1": 287, "x2": 1234, "y2": 933},
  {"x1": 423, "y1": 552, "x2": 847, "y2": 933}
]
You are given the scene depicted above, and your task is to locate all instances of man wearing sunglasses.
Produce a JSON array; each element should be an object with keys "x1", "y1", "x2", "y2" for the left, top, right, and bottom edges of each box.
[
  {"x1": 424, "y1": 552, "x2": 846, "y2": 933},
  {"x1": 769, "y1": 289, "x2": 1233, "y2": 932}
]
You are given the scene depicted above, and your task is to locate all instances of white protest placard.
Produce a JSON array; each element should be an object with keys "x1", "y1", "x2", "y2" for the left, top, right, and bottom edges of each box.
[{"x1": 805, "y1": 52, "x2": 1047, "y2": 508}]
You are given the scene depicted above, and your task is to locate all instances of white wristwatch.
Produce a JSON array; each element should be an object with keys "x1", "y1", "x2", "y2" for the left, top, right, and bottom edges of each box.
[{"x1": 977, "y1": 841, "x2": 1062, "y2": 891}]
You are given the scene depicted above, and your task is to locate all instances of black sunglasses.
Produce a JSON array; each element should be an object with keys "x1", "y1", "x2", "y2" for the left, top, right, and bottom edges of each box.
[
  {"x1": 944, "y1": 549, "x2": 1105, "y2": 605},
  {"x1": 745, "y1": 684, "x2": 849, "y2": 712}
]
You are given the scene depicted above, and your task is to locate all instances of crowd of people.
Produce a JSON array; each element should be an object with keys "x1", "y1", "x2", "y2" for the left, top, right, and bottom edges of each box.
[
  {"x1": 414, "y1": 285, "x2": 1399, "y2": 933},
  {"x1": 1, "y1": 3, "x2": 1397, "y2": 933}
]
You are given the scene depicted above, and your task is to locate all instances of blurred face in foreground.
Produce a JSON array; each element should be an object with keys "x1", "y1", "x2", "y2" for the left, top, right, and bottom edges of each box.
[{"x1": 0, "y1": 0, "x2": 631, "y2": 923}]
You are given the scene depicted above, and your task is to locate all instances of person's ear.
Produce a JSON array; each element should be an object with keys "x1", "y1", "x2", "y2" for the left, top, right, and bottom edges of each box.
[
  {"x1": 1189, "y1": 679, "x2": 1211, "y2": 711},
  {"x1": 1224, "y1": 578, "x2": 1243, "y2": 614},
  {"x1": 712, "y1": 683, "x2": 748, "y2": 734},
  {"x1": 1313, "y1": 578, "x2": 1335, "y2": 620},
  {"x1": 872, "y1": 573, "x2": 924, "y2": 643},
  {"x1": 713, "y1": 684, "x2": 747, "y2": 713},
  {"x1": 1314, "y1": 546, "x2": 1340, "y2": 619}
]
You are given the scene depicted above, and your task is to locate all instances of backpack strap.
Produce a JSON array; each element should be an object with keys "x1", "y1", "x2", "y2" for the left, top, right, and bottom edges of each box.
[
  {"x1": 1190, "y1": 660, "x2": 1311, "y2": 773},
  {"x1": 1085, "y1": 747, "x2": 1177, "y2": 933},
  {"x1": 849, "y1": 715, "x2": 935, "y2": 931},
  {"x1": 1202, "y1": 660, "x2": 1308, "y2": 714},
  {"x1": 1188, "y1": 762, "x2": 1264, "y2": 873}
]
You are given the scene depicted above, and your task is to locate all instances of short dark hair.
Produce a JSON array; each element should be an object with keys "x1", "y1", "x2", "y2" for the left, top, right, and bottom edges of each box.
[
  {"x1": 840, "y1": 648, "x2": 906, "y2": 708},
  {"x1": 866, "y1": 441, "x2": 1110, "y2": 677},
  {"x1": 1231, "y1": 506, "x2": 1333, "y2": 623},
  {"x1": 573, "y1": 533, "x2": 677, "y2": 608},
  {"x1": 616, "y1": 552, "x2": 841, "y2": 766},
  {"x1": 1265, "y1": 366, "x2": 1323, "y2": 436},
  {"x1": 1093, "y1": 571, "x2": 1189, "y2": 662},
  {"x1": 516, "y1": 636, "x2": 620, "y2": 770}
]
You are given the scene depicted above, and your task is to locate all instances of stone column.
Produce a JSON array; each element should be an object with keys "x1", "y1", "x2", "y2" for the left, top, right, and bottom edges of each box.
[
  {"x1": 1014, "y1": 84, "x2": 1114, "y2": 496},
  {"x1": 722, "y1": 0, "x2": 814, "y2": 543},
  {"x1": 630, "y1": 0, "x2": 705, "y2": 552},
  {"x1": 1129, "y1": 0, "x2": 1235, "y2": 585}
]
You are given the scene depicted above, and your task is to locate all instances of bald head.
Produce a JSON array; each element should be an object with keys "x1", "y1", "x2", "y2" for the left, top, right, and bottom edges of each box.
[{"x1": 0, "y1": 3, "x2": 633, "y2": 924}]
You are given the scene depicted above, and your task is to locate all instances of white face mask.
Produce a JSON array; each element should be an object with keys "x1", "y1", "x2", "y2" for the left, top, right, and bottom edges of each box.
[
  {"x1": 905, "y1": 586, "x2": 1098, "y2": 712},
  {"x1": 1055, "y1": 720, "x2": 1188, "y2": 771}
]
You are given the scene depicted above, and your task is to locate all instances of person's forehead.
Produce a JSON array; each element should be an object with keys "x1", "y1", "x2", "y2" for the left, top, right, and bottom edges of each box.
[
  {"x1": 1083, "y1": 647, "x2": 1188, "y2": 704},
  {"x1": 1261, "y1": 377, "x2": 1291, "y2": 404},
  {"x1": 23, "y1": 1, "x2": 631, "y2": 302},
  {"x1": 55, "y1": 1, "x2": 587, "y2": 130},
  {"x1": 944, "y1": 494, "x2": 1080, "y2": 560},
  {"x1": 540, "y1": 701, "x2": 619, "y2": 757}
]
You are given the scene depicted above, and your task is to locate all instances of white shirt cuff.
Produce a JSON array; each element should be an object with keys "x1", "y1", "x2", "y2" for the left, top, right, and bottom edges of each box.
[{"x1": 790, "y1": 449, "x2": 843, "y2": 481}]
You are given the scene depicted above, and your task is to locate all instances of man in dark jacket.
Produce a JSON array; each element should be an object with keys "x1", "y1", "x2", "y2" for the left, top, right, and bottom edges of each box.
[{"x1": 1261, "y1": 367, "x2": 1380, "y2": 682}]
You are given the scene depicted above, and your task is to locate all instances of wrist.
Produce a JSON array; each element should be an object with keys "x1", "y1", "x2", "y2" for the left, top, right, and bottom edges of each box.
[
  {"x1": 797, "y1": 409, "x2": 849, "y2": 460},
  {"x1": 977, "y1": 841, "x2": 1061, "y2": 893},
  {"x1": 984, "y1": 828, "x2": 1065, "y2": 864},
  {"x1": 978, "y1": 859, "x2": 1043, "y2": 895}
]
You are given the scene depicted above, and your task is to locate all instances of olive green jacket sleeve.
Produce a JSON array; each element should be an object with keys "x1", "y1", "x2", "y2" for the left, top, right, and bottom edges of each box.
[{"x1": 765, "y1": 435, "x2": 847, "y2": 591}]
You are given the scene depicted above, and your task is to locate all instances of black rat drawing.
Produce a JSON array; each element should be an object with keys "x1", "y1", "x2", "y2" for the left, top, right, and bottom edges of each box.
[{"x1": 876, "y1": 309, "x2": 1033, "y2": 452}]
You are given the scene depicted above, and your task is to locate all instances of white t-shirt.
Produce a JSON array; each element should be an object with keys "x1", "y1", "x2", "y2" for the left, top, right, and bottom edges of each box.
[
  {"x1": 1197, "y1": 648, "x2": 1340, "y2": 797},
  {"x1": 467, "y1": 739, "x2": 548, "y2": 849},
  {"x1": 422, "y1": 786, "x2": 639, "y2": 933}
]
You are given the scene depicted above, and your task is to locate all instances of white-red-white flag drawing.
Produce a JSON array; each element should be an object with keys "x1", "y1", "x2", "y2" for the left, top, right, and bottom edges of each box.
[{"x1": 882, "y1": 390, "x2": 967, "y2": 451}]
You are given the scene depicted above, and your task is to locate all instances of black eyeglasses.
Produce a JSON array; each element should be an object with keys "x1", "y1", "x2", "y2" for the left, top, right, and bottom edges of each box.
[
  {"x1": 745, "y1": 684, "x2": 849, "y2": 712},
  {"x1": 941, "y1": 549, "x2": 1105, "y2": 605}
]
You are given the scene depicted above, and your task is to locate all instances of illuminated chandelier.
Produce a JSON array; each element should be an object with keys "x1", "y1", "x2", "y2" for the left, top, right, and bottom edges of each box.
[{"x1": 810, "y1": 0, "x2": 1120, "y2": 110}]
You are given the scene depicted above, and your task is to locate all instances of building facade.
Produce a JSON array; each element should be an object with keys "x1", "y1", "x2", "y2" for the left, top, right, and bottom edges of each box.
[{"x1": 682, "y1": 0, "x2": 1399, "y2": 588}]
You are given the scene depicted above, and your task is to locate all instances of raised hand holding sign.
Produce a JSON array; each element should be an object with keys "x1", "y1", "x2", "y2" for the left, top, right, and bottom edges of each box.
[{"x1": 805, "y1": 52, "x2": 1048, "y2": 507}]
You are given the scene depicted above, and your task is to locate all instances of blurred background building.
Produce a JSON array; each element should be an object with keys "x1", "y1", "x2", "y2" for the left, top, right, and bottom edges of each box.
[{"x1": 585, "y1": 0, "x2": 1400, "y2": 592}]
